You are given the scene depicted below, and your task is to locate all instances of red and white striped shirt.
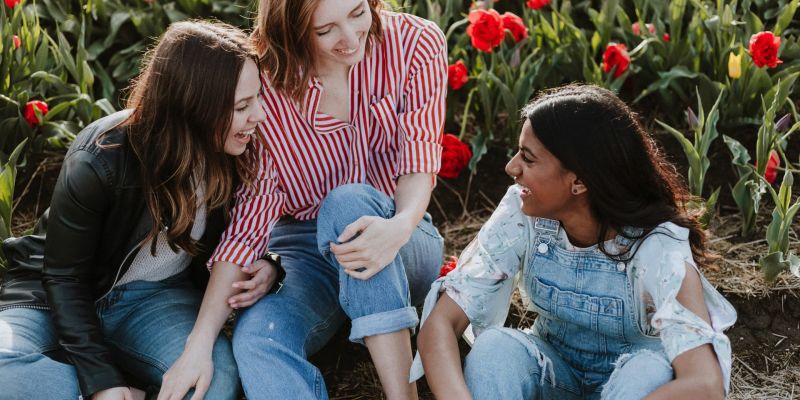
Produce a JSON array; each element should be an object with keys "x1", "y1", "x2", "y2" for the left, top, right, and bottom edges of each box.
[{"x1": 209, "y1": 12, "x2": 448, "y2": 267}]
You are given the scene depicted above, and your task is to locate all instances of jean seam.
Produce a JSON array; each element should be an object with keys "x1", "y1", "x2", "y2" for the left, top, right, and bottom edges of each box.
[
  {"x1": 106, "y1": 339, "x2": 170, "y2": 374},
  {"x1": 303, "y1": 307, "x2": 343, "y2": 356}
]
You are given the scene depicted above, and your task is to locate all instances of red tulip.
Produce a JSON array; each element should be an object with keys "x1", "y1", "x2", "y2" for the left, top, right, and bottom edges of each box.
[
  {"x1": 12, "y1": 35, "x2": 20, "y2": 49},
  {"x1": 749, "y1": 31, "x2": 782, "y2": 68},
  {"x1": 439, "y1": 134, "x2": 472, "y2": 179},
  {"x1": 526, "y1": 0, "x2": 551, "y2": 10},
  {"x1": 764, "y1": 151, "x2": 780, "y2": 184},
  {"x1": 4, "y1": 0, "x2": 20, "y2": 8},
  {"x1": 662, "y1": 33, "x2": 670, "y2": 42},
  {"x1": 23, "y1": 100, "x2": 48, "y2": 127},
  {"x1": 602, "y1": 43, "x2": 630, "y2": 78},
  {"x1": 439, "y1": 256, "x2": 458, "y2": 277},
  {"x1": 448, "y1": 60, "x2": 469, "y2": 90},
  {"x1": 466, "y1": 9, "x2": 505, "y2": 53},
  {"x1": 501, "y1": 12, "x2": 528, "y2": 43}
]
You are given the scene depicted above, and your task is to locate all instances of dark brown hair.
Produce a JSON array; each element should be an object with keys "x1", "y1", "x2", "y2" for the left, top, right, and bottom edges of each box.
[
  {"x1": 522, "y1": 84, "x2": 713, "y2": 267},
  {"x1": 251, "y1": 0, "x2": 384, "y2": 103},
  {"x1": 118, "y1": 20, "x2": 260, "y2": 256}
]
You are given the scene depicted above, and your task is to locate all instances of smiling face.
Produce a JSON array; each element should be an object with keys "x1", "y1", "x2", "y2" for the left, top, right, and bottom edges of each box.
[
  {"x1": 505, "y1": 119, "x2": 581, "y2": 218},
  {"x1": 310, "y1": 0, "x2": 372, "y2": 72},
  {"x1": 224, "y1": 58, "x2": 267, "y2": 156}
]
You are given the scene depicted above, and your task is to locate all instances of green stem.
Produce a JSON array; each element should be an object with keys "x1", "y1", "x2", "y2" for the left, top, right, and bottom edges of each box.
[{"x1": 459, "y1": 88, "x2": 476, "y2": 141}]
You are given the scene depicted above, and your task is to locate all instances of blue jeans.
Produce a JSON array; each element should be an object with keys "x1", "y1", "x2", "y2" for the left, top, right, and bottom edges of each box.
[
  {"x1": 463, "y1": 218, "x2": 673, "y2": 400},
  {"x1": 0, "y1": 272, "x2": 239, "y2": 399},
  {"x1": 464, "y1": 327, "x2": 673, "y2": 400},
  {"x1": 233, "y1": 183, "x2": 444, "y2": 400}
]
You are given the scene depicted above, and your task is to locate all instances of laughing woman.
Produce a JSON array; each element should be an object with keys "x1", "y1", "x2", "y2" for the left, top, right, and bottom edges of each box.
[
  {"x1": 414, "y1": 84, "x2": 736, "y2": 400},
  {"x1": 162, "y1": 0, "x2": 447, "y2": 399},
  {"x1": 0, "y1": 21, "x2": 276, "y2": 400}
]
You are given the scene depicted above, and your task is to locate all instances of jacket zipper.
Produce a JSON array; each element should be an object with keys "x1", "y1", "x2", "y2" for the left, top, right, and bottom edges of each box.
[
  {"x1": 94, "y1": 237, "x2": 147, "y2": 304},
  {"x1": 0, "y1": 303, "x2": 50, "y2": 312}
]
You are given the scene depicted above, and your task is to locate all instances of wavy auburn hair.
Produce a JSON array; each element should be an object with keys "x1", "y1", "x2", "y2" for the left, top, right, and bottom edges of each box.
[
  {"x1": 251, "y1": 0, "x2": 384, "y2": 103},
  {"x1": 522, "y1": 84, "x2": 713, "y2": 268},
  {"x1": 117, "y1": 20, "x2": 259, "y2": 256}
]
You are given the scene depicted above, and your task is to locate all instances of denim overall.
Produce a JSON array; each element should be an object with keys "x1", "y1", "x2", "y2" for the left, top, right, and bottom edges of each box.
[{"x1": 464, "y1": 218, "x2": 673, "y2": 400}]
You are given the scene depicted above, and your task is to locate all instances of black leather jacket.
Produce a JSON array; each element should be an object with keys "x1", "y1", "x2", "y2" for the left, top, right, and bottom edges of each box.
[{"x1": 0, "y1": 111, "x2": 244, "y2": 396}]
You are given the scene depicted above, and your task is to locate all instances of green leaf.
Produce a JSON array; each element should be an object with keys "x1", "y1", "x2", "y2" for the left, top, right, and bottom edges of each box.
[
  {"x1": 0, "y1": 139, "x2": 27, "y2": 240},
  {"x1": 633, "y1": 67, "x2": 700, "y2": 103},
  {"x1": 760, "y1": 251, "x2": 788, "y2": 282},
  {"x1": 468, "y1": 128, "x2": 490, "y2": 172},
  {"x1": 773, "y1": 0, "x2": 799, "y2": 36}
]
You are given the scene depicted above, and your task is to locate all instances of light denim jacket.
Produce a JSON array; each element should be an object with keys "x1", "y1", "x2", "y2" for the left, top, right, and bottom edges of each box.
[{"x1": 411, "y1": 185, "x2": 737, "y2": 392}]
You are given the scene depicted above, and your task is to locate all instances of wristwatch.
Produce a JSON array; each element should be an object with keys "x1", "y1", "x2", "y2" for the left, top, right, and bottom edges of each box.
[{"x1": 261, "y1": 251, "x2": 286, "y2": 294}]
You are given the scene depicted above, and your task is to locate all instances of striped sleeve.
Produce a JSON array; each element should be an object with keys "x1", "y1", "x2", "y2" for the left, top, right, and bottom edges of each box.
[
  {"x1": 397, "y1": 23, "x2": 447, "y2": 180},
  {"x1": 208, "y1": 139, "x2": 285, "y2": 268}
]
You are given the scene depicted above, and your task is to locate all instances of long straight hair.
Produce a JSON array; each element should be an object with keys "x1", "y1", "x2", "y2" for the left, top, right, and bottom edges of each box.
[
  {"x1": 251, "y1": 0, "x2": 384, "y2": 103},
  {"x1": 523, "y1": 84, "x2": 712, "y2": 267},
  {"x1": 117, "y1": 20, "x2": 259, "y2": 256}
]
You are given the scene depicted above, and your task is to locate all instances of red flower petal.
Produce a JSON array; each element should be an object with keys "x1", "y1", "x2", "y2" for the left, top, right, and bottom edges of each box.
[
  {"x1": 23, "y1": 100, "x2": 48, "y2": 127},
  {"x1": 749, "y1": 31, "x2": 783, "y2": 68},
  {"x1": 439, "y1": 134, "x2": 472, "y2": 179},
  {"x1": 448, "y1": 60, "x2": 469, "y2": 90}
]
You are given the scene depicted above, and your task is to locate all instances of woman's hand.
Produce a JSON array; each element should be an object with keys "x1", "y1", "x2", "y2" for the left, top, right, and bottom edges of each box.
[
  {"x1": 329, "y1": 215, "x2": 414, "y2": 280},
  {"x1": 156, "y1": 346, "x2": 214, "y2": 400},
  {"x1": 227, "y1": 258, "x2": 279, "y2": 308},
  {"x1": 92, "y1": 386, "x2": 144, "y2": 400}
]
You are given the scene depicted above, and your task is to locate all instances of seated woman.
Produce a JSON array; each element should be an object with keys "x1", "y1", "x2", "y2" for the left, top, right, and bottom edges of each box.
[
  {"x1": 0, "y1": 20, "x2": 278, "y2": 400},
  {"x1": 161, "y1": 1, "x2": 447, "y2": 399},
  {"x1": 414, "y1": 84, "x2": 736, "y2": 400}
]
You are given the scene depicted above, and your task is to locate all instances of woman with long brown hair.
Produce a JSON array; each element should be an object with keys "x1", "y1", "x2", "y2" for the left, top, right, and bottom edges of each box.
[
  {"x1": 415, "y1": 84, "x2": 736, "y2": 400},
  {"x1": 162, "y1": 0, "x2": 448, "y2": 399},
  {"x1": 0, "y1": 20, "x2": 277, "y2": 400}
]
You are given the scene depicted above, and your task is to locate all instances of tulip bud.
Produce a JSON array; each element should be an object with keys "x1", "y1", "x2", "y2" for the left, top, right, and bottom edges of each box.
[
  {"x1": 775, "y1": 114, "x2": 792, "y2": 133},
  {"x1": 685, "y1": 107, "x2": 699, "y2": 129},
  {"x1": 728, "y1": 52, "x2": 742, "y2": 79},
  {"x1": 12, "y1": 35, "x2": 20, "y2": 49}
]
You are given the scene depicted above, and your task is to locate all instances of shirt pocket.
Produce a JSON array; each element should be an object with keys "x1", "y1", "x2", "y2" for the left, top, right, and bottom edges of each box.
[
  {"x1": 530, "y1": 277, "x2": 625, "y2": 339},
  {"x1": 368, "y1": 94, "x2": 400, "y2": 153}
]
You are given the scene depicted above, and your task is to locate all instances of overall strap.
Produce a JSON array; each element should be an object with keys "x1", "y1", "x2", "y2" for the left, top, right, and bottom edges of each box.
[{"x1": 533, "y1": 217, "x2": 560, "y2": 254}]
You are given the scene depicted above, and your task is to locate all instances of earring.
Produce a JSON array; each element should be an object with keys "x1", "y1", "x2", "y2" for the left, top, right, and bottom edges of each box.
[{"x1": 572, "y1": 188, "x2": 579, "y2": 194}]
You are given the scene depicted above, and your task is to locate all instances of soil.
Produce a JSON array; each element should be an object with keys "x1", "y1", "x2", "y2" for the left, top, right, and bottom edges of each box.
[{"x1": 727, "y1": 292, "x2": 800, "y2": 368}]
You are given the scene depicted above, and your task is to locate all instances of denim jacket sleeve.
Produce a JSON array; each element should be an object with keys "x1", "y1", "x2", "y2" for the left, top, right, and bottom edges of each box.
[
  {"x1": 631, "y1": 222, "x2": 737, "y2": 394},
  {"x1": 411, "y1": 185, "x2": 530, "y2": 381}
]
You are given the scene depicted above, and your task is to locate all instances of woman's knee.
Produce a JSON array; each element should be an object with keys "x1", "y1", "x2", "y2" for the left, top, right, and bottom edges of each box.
[
  {"x1": 464, "y1": 328, "x2": 546, "y2": 394},
  {"x1": 317, "y1": 184, "x2": 391, "y2": 229},
  {"x1": 601, "y1": 349, "x2": 674, "y2": 400}
]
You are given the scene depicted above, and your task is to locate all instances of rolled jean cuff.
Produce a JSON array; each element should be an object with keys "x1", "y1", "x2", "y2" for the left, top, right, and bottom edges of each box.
[{"x1": 349, "y1": 306, "x2": 419, "y2": 345}]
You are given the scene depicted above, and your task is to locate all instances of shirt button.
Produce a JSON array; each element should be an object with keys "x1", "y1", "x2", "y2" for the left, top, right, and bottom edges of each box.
[
  {"x1": 537, "y1": 243, "x2": 548, "y2": 254},
  {"x1": 617, "y1": 262, "x2": 626, "y2": 272}
]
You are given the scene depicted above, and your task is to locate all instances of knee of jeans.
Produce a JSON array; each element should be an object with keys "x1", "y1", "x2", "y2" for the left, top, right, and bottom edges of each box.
[
  {"x1": 601, "y1": 349, "x2": 673, "y2": 400},
  {"x1": 318, "y1": 184, "x2": 389, "y2": 227},
  {"x1": 465, "y1": 328, "x2": 544, "y2": 385}
]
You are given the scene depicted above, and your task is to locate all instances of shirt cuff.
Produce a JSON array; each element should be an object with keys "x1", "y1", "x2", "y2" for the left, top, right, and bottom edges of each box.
[
  {"x1": 398, "y1": 140, "x2": 443, "y2": 177},
  {"x1": 207, "y1": 240, "x2": 260, "y2": 268}
]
